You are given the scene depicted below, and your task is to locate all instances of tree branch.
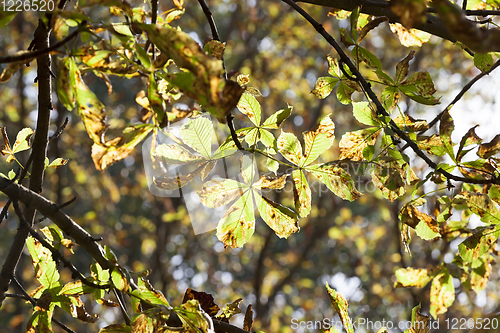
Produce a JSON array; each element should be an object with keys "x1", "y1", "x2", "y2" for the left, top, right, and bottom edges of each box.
[
  {"x1": 296, "y1": 0, "x2": 456, "y2": 43},
  {"x1": 12, "y1": 200, "x2": 111, "y2": 290},
  {"x1": 0, "y1": 178, "x2": 115, "y2": 272},
  {"x1": 282, "y1": 0, "x2": 500, "y2": 186},
  {"x1": 0, "y1": 19, "x2": 54, "y2": 307}
]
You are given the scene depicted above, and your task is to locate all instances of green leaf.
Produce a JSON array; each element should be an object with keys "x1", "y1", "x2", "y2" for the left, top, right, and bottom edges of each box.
[
  {"x1": 395, "y1": 267, "x2": 437, "y2": 288},
  {"x1": 241, "y1": 154, "x2": 256, "y2": 185},
  {"x1": 352, "y1": 46, "x2": 382, "y2": 69},
  {"x1": 216, "y1": 190, "x2": 255, "y2": 248},
  {"x1": 254, "y1": 194, "x2": 299, "y2": 238},
  {"x1": 339, "y1": 128, "x2": 380, "y2": 161},
  {"x1": 311, "y1": 76, "x2": 338, "y2": 99},
  {"x1": 327, "y1": 55, "x2": 341, "y2": 77},
  {"x1": 237, "y1": 92, "x2": 261, "y2": 126},
  {"x1": 325, "y1": 283, "x2": 354, "y2": 333},
  {"x1": 111, "y1": 22, "x2": 133, "y2": 37},
  {"x1": 154, "y1": 144, "x2": 206, "y2": 164},
  {"x1": 148, "y1": 73, "x2": 164, "y2": 123},
  {"x1": 453, "y1": 192, "x2": 500, "y2": 224},
  {"x1": 381, "y1": 86, "x2": 399, "y2": 111},
  {"x1": 474, "y1": 52, "x2": 494, "y2": 72},
  {"x1": 399, "y1": 71, "x2": 440, "y2": 105},
  {"x1": 292, "y1": 169, "x2": 311, "y2": 218},
  {"x1": 395, "y1": 51, "x2": 415, "y2": 84},
  {"x1": 180, "y1": 117, "x2": 213, "y2": 159},
  {"x1": 56, "y1": 57, "x2": 76, "y2": 111},
  {"x1": 130, "y1": 277, "x2": 170, "y2": 306},
  {"x1": 277, "y1": 131, "x2": 303, "y2": 166},
  {"x1": 308, "y1": 163, "x2": 361, "y2": 201},
  {"x1": 416, "y1": 134, "x2": 448, "y2": 156},
  {"x1": 439, "y1": 110, "x2": 456, "y2": 162},
  {"x1": 458, "y1": 226, "x2": 500, "y2": 262},
  {"x1": 352, "y1": 101, "x2": 379, "y2": 126},
  {"x1": 262, "y1": 106, "x2": 292, "y2": 129},
  {"x1": 199, "y1": 179, "x2": 245, "y2": 208},
  {"x1": 336, "y1": 81, "x2": 356, "y2": 105},
  {"x1": 302, "y1": 114, "x2": 335, "y2": 166},
  {"x1": 39, "y1": 261, "x2": 60, "y2": 288},
  {"x1": 374, "y1": 69, "x2": 394, "y2": 85},
  {"x1": 47, "y1": 158, "x2": 69, "y2": 169},
  {"x1": 430, "y1": 268, "x2": 455, "y2": 319},
  {"x1": 111, "y1": 268, "x2": 129, "y2": 292}
]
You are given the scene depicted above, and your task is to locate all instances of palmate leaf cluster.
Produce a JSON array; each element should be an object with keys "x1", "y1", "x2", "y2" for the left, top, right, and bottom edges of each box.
[{"x1": 1, "y1": 0, "x2": 500, "y2": 332}]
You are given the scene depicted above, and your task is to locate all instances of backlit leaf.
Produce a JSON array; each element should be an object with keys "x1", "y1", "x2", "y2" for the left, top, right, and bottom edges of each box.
[
  {"x1": 2, "y1": 127, "x2": 33, "y2": 163},
  {"x1": 453, "y1": 192, "x2": 500, "y2": 224},
  {"x1": 311, "y1": 76, "x2": 338, "y2": 99},
  {"x1": 277, "y1": 131, "x2": 303, "y2": 166},
  {"x1": 180, "y1": 117, "x2": 213, "y2": 159},
  {"x1": 477, "y1": 134, "x2": 500, "y2": 158},
  {"x1": 255, "y1": 195, "x2": 299, "y2": 238},
  {"x1": 474, "y1": 52, "x2": 494, "y2": 72},
  {"x1": 154, "y1": 143, "x2": 206, "y2": 164},
  {"x1": 262, "y1": 106, "x2": 292, "y2": 129},
  {"x1": 339, "y1": 128, "x2": 380, "y2": 161},
  {"x1": 302, "y1": 114, "x2": 335, "y2": 166},
  {"x1": 253, "y1": 174, "x2": 287, "y2": 190},
  {"x1": 439, "y1": 110, "x2": 455, "y2": 162},
  {"x1": 216, "y1": 190, "x2": 255, "y2": 248},
  {"x1": 390, "y1": 23, "x2": 431, "y2": 47},
  {"x1": 352, "y1": 46, "x2": 382, "y2": 69},
  {"x1": 237, "y1": 92, "x2": 261, "y2": 126},
  {"x1": 326, "y1": 283, "x2": 354, "y2": 333},
  {"x1": 458, "y1": 226, "x2": 500, "y2": 262},
  {"x1": 198, "y1": 178, "x2": 245, "y2": 208},
  {"x1": 92, "y1": 124, "x2": 154, "y2": 170},
  {"x1": 292, "y1": 169, "x2": 311, "y2": 218},
  {"x1": 308, "y1": 163, "x2": 361, "y2": 201},
  {"x1": 399, "y1": 71, "x2": 440, "y2": 105},
  {"x1": 430, "y1": 268, "x2": 455, "y2": 319},
  {"x1": 395, "y1": 267, "x2": 437, "y2": 288},
  {"x1": 352, "y1": 101, "x2": 379, "y2": 126}
]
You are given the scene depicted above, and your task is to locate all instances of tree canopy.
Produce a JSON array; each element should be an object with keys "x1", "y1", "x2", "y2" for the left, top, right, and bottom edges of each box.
[{"x1": 1, "y1": 0, "x2": 500, "y2": 332}]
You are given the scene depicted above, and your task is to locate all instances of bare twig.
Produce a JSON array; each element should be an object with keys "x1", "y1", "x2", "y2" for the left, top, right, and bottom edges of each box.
[
  {"x1": 282, "y1": 0, "x2": 500, "y2": 186},
  {"x1": 35, "y1": 196, "x2": 77, "y2": 224},
  {"x1": 197, "y1": 0, "x2": 244, "y2": 150},
  {"x1": 49, "y1": 117, "x2": 70, "y2": 141},
  {"x1": 0, "y1": 25, "x2": 83, "y2": 64},
  {"x1": 421, "y1": 60, "x2": 500, "y2": 135}
]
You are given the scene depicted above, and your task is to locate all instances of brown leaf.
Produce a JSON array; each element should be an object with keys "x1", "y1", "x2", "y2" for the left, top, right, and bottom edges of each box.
[
  {"x1": 243, "y1": 305, "x2": 253, "y2": 331},
  {"x1": 395, "y1": 50, "x2": 415, "y2": 84},
  {"x1": 182, "y1": 288, "x2": 220, "y2": 318},
  {"x1": 478, "y1": 134, "x2": 500, "y2": 159},
  {"x1": 358, "y1": 17, "x2": 389, "y2": 43}
]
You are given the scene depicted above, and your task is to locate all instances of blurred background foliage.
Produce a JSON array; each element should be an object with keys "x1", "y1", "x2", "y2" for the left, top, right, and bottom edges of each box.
[{"x1": 1, "y1": 0, "x2": 499, "y2": 332}]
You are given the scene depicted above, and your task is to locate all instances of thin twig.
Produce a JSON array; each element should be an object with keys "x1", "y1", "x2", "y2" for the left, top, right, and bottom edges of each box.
[
  {"x1": 49, "y1": 117, "x2": 69, "y2": 141},
  {"x1": 35, "y1": 197, "x2": 77, "y2": 224},
  {"x1": 197, "y1": 0, "x2": 244, "y2": 150},
  {"x1": 282, "y1": 0, "x2": 500, "y2": 185},
  {"x1": 0, "y1": 25, "x2": 84, "y2": 64},
  {"x1": 420, "y1": 59, "x2": 500, "y2": 135}
]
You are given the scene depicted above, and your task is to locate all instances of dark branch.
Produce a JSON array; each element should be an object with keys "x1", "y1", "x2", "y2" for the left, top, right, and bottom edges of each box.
[
  {"x1": 12, "y1": 200, "x2": 110, "y2": 290},
  {"x1": 282, "y1": 0, "x2": 500, "y2": 186}
]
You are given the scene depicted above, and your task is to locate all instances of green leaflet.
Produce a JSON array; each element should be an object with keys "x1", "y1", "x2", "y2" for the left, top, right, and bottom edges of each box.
[
  {"x1": 458, "y1": 225, "x2": 500, "y2": 262},
  {"x1": 180, "y1": 117, "x2": 213, "y2": 159},
  {"x1": 236, "y1": 92, "x2": 292, "y2": 148},
  {"x1": 430, "y1": 267, "x2": 455, "y2": 319},
  {"x1": 352, "y1": 101, "x2": 380, "y2": 126},
  {"x1": 200, "y1": 155, "x2": 298, "y2": 248}
]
